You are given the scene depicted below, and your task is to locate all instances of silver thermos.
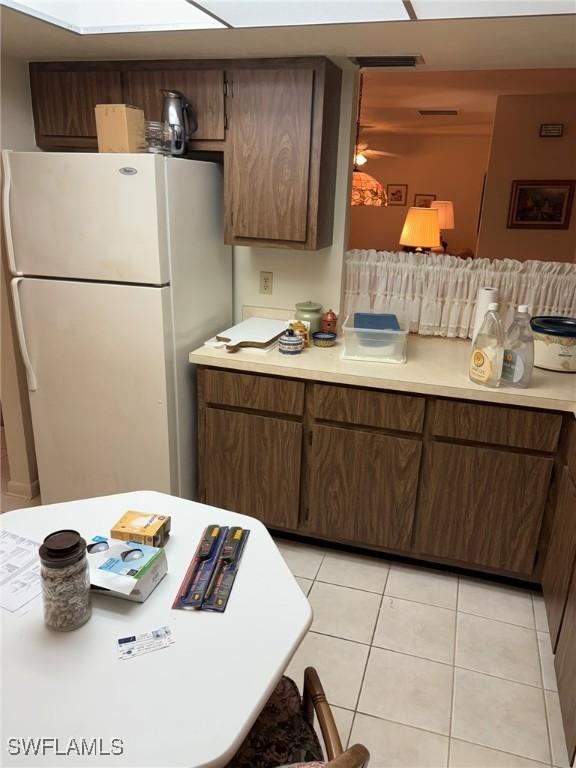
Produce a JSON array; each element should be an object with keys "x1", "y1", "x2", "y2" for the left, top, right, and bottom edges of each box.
[{"x1": 160, "y1": 89, "x2": 197, "y2": 156}]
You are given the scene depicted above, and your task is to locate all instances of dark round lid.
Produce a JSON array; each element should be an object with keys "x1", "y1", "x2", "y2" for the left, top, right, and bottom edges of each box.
[
  {"x1": 530, "y1": 316, "x2": 576, "y2": 338},
  {"x1": 39, "y1": 529, "x2": 87, "y2": 568}
]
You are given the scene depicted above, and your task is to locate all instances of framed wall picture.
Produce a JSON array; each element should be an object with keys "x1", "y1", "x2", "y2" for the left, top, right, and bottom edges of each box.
[
  {"x1": 386, "y1": 184, "x2": 408, "y2": 206},
  {"x1": 507, "y1": 180, "x2": 575, "y2": 229},
  {"x1": 539, "y1": 123, "x2": 563, "y2": 137},
  {"x1": 414, "y1": 193, "x2": 436, "y2": 208}
]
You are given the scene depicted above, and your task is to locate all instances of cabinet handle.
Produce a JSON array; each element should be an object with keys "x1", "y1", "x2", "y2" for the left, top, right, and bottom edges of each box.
[{"x1": 10, "y1": 277, "x2": 37, "y2": 391}]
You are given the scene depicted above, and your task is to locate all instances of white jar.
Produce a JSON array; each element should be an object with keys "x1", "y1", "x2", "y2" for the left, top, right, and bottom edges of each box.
[{"x1": 530, "y1": 316, "x2": 576, "y2": 373}]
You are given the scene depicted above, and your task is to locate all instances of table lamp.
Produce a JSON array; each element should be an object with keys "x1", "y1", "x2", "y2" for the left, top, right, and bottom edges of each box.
[
  {"x1": 399, "y1": 207, "x2": 440, "y2": 252},
  {"x1": 430, "y1": 200, "x2": 455, "y2": 252}
]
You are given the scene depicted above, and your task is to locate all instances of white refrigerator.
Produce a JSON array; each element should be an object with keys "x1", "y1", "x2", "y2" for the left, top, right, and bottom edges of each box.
[{"x1": 2, "y1": 151, "x2": 232, "y2": 504}]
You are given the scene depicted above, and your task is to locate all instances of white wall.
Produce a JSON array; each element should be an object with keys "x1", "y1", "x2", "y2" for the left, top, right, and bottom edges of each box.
[
  {"x1": 1, "y1": 54, "x2": 39, "y2": 498},
  {"x1": 477, "y1": 93, "x2": 576, "y2": 263},
  {"x1": 1, "y1": 55, "x2": 37, "y2": 150},
  {"x1": 232, "y1": 67, "x2": 357, "y2": 320}
]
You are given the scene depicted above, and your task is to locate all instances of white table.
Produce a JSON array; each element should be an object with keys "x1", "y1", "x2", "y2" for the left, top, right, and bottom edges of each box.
[{"x1": 1, "y1": 491, "x2": 312, "y2": 768}]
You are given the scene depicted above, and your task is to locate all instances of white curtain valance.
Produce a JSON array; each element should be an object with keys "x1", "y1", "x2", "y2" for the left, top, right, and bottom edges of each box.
[{"x1": 344, "y1": 250, "x2": 576, "y2": 338}]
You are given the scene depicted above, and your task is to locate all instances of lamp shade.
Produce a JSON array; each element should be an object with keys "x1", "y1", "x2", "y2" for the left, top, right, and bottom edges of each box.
[
  {"x1": 430, "y1": 200, "x2": 455, "y2": 230},
  {"x1": 399, "y1": 207, "x2": 440, "y2": 248},
  {"x1": 351, "y1": 170, "x2": 388, "y2": 207}
]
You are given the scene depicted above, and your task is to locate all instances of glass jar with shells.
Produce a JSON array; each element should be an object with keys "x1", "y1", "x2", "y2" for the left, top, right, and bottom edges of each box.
[{"x1": 39, "y1": 530, "x2": 92, "y2": 632}]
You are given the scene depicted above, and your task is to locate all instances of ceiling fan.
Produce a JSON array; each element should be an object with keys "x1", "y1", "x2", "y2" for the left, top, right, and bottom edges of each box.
[{"x1": 354, "y1": 141, "x2": 399, "y2": 165}]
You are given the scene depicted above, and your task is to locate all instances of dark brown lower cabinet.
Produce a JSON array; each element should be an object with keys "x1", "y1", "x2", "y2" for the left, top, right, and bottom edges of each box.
[
  {"x1": 542, "y1": 467, "x2": 576, "y2": 647},
  {"x1": 202, "y1": 407, "x2": 302, "y2": 529},
  {"x1": 555, "y1": 567, "x2": 576, "y2": 765},
  {"x1": 196, "y1": 367, "x2": 574, "y2": 761},
  {"x1": 413, "y1": 442, "x2": 552, "y2": 574},
  {"x1": 306, "y1": 425, "x2": 422, "y2": 550}
]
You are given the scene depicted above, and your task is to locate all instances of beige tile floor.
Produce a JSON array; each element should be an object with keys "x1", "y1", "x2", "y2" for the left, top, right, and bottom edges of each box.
[
  {"x1": 0, "y1": 440, "x2": 569, "y2": 768},
  {"x1": 0, "y1": 428, "x2": 41, "y2": 513},
  {"x1": 276, "y1": 538, "x2": 571, "y2": 768}
]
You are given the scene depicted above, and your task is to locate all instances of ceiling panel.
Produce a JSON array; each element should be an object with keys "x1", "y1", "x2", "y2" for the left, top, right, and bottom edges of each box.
[
  {"x1": 194, "y1": 0, "x2": 410, "y2": 27},
  {"x1": 411, "y1": 0, "x2": 576, "y2": 19},
  {"x1": 1, "y1": 0, "x2": 80, "y2": 29},
  {"x1": 0, "y1": 0, "x2": 224, "y2": 33}
]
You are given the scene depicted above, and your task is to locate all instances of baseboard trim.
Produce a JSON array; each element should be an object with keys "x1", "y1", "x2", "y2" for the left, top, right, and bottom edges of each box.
[{"x1": 6, "y1": 479, "x2": 40, "y2": 499}]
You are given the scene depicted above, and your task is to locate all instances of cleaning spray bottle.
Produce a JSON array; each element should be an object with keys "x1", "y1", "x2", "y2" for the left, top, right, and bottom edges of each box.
[
  {"x1": 501, "y1": 305, "x2": 534, "y2": 388},
  {"x1": 469, "y1": 302, "x2": 504, "y2": 388}
]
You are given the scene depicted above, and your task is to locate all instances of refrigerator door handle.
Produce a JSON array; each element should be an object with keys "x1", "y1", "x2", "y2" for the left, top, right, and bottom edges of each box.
[
  {"x1": 2, "y1": 151, "x2": 22, "y2": 276},
  {"x1": 10, "y1": 277, "x2": 37, "y2": 391}
]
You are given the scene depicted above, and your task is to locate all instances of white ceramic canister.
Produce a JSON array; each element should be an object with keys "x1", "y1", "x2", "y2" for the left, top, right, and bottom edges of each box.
[{"x1": 530, "y1": 316, "x2": 576, "y2": 372}]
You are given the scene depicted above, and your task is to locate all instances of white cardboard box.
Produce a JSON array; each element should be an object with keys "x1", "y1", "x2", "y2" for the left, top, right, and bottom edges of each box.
[{"x1": 87, "y1": 536, "x2": 167, "y2": 603}]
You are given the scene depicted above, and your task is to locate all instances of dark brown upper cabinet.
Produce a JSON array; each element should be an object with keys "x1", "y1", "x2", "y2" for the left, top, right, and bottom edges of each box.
[
  {"x1": 123, "y1": 68, "x2": 225, "y2": 141},
  {"x1": 30, "y1": 66, "x2": 122, "y2": 148},
  {"x1": 225, "y1": 59, "x2": 342, "y2": 250},
  {"x1": 29, "y1": 57, "x2": 342, "y2": 249},
  {"x1": 227, "y1": 68, "x2": 313, "y2": 243}
]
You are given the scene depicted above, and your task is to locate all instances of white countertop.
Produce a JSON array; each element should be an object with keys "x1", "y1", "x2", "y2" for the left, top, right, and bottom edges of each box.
[{"x1": 190, "y1": 335, "x2": 576, "y2": 415}]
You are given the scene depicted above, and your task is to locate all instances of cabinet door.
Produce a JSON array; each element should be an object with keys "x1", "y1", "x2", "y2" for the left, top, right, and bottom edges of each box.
[
  {"x1": 307, "y1": 425, "x2": 422, "y2": 550},
  {"x1": 554, "y1": 567, "x2": 576, "y2": 766},
  {"x1": 542, "y1": 467, "x2": 576, "y2": 647},
  {"x1": 228, "y1": 68, "x2": 314, "y2": 243},
  {"x1": 203, "y1": 408, "x2": 302, "y2": 529},
  {"x1": 124, "y1": 69, "x2": 225, "y2": 140},
  {"x1": 30, "y1": 68, "x2": 122, "y2": 139},
  {"x1": 414, "y1": 442, "x2": 552, "y2": 574}
]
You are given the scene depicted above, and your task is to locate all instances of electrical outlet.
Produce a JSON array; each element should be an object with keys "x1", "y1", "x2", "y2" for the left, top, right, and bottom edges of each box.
[{"x1": 259, "y1": 271, "x2": 273, "y2": 295}]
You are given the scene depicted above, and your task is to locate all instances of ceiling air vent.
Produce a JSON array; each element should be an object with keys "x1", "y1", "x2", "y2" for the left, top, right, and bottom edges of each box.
[
  {"x1": 352, "y1": 55, "x2": 424, "y2": 68},
  {"x1": 418, "y1": 109, "x2": 459, "y2": 116}
]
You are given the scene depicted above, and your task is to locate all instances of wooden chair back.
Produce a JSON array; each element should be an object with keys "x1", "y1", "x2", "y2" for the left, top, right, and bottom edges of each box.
[{"x1": 302, "y1": 667, "x2": 369, "y2": 767}]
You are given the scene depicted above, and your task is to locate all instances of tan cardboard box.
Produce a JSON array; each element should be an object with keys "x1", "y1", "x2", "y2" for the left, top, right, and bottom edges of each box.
[
  {"x1": 95, "y1": 104, "x2": 145, "y2": 153},
  {"x1": 111, "y1": 510, "x2": 171, "y2": 548}
]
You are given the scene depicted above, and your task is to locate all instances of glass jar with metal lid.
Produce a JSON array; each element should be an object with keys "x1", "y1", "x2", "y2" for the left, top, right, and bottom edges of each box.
[
  {"x1": 39, "y1": 530, "x2": 92, "y2": 631},
  {"x1": 295, "y1": 301, "x2": 323, "y2": 334}
]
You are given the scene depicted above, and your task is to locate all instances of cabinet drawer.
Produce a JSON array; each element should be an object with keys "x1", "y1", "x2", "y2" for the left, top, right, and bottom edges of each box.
[
  {"x1": 200, "y1": 368, "x2": 304, "y2": 416},
  {"x1": 432, "y1": 399, "x2": 562, "y2": 452},
  {"x1": 312, "y1": 384, "x2": 424, "y2": 433}
]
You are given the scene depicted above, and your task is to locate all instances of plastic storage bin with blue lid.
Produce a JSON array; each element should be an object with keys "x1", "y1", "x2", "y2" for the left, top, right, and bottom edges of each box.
[{"x1": 342, "y1": 312, "x2": 409, "y2": 364}]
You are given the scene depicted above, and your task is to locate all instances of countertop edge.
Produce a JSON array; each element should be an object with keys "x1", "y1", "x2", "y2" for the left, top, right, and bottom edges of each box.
[{"x1": 189, "y1": 349, "x2": 576, "y2": 417}]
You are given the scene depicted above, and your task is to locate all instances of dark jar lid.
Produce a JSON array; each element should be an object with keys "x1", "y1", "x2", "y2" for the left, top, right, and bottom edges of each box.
[
  {"x1": 530, "y1": 316, "x2": 576, "y2": 338},
  {"x1": 39, "y1": 530, "x2": 87, "y2": 568}
]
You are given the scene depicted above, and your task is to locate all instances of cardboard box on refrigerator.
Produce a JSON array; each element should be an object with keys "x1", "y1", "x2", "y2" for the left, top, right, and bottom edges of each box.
[{"x1": 95, "y1": 104, "x2": 145, "y2": 153}]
